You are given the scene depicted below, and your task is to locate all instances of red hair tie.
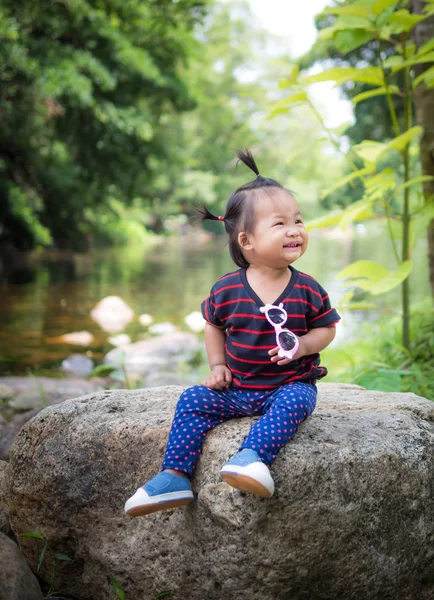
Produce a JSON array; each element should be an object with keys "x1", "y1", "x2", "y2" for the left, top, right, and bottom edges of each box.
[{"x1": 218, "y1": 215, "x2": 224, "y2": 221}]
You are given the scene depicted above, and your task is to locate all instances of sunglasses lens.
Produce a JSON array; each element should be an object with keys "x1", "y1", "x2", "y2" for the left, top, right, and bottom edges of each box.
[
  {"x1": 268, "y1": 308, "x2": 285, "y2": 324},
  {"x1": 278, "y1": 331, "x2": 296, "y2": 351}
]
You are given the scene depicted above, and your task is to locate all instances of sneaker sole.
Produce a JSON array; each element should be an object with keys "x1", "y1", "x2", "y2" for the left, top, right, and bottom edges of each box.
[
  {"x1": 126, "y1": 497, "x2": 193, "y2": 517},
  {"x1": 221, "y1": 472, "x2": 273, "y2": 497}
]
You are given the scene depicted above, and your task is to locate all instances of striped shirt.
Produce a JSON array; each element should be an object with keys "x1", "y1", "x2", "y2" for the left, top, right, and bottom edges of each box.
[{"x1": 201, "y1": 266, "x2": 340, "y2": 390}]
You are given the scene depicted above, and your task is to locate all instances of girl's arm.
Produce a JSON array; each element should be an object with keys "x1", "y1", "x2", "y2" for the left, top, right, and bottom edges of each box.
[
  {"x1": 269, "y1": 326, "x2": 336, "y2": 366},
  {"x1": 202, "y1": 322, "x2": 232, "y2": 389}
]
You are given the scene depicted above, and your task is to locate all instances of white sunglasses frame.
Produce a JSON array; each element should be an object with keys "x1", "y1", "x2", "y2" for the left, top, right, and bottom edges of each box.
[{"x1": 260, "y1": 302, "x2": 299, "y2": 360}]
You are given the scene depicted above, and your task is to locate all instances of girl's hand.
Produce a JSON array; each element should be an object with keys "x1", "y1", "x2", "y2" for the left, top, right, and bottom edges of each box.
[
  {"x1": 202, "y1": 365, "x2": 232, "y2": 390},
  {"x1": 268, "y1": 336, "x2": 305, "y2": 365}
]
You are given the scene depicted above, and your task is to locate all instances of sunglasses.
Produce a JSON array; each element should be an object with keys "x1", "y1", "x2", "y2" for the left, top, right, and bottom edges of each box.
[{"x1": 260, "y1": 303, "x2": 299, "y2": 360}]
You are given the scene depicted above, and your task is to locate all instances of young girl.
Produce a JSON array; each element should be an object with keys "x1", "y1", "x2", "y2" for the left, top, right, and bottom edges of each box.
[{"x1": 125, "y1": 149, "x2": 340, "y2": 516}]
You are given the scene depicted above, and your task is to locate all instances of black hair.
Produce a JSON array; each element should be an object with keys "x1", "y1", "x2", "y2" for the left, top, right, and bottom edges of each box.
[{"x1": 198, "y1": 149, "x2": 285, "y2": 268}]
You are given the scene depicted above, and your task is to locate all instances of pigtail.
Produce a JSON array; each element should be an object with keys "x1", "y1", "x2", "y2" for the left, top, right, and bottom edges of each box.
[
  {"x1": 197, "y1": 205, "x2": 224, "y2": 222},
  {"x1": 236, "y1": 148, "x2": 260, "y2": 177}
]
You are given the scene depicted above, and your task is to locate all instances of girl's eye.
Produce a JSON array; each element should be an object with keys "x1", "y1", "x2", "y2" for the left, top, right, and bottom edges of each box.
[
  {"x1": 273, "y1": 221, "x2": 284, "y2": 226},
  {"x1": 295, "y1": 219, "x2": 303, "y2": 225}
]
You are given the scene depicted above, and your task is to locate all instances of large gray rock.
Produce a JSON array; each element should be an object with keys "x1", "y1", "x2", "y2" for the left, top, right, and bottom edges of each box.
[
  {"x1": 1, "y1": 384, "x2": 434, "y2": 600},
  {"x1": 0, "y1": 532, "x2": 43, "y2": 600}
]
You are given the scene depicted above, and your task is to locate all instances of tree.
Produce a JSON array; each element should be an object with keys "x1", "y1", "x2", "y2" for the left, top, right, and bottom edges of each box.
[
  {"x1": 0, "y1": 0, "x2": 209, "y2": 250},
  {"x1": 412, "y1": 1, "x2": 434, "y2": 295}
]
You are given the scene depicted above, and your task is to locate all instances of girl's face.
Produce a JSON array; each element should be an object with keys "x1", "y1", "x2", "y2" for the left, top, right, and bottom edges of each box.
[{"x1": 239, "y1": 189, "x2": 308, "y2": 268}]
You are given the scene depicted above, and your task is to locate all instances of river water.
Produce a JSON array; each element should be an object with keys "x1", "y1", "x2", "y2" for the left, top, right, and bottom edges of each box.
[{"x1": 0, "y1": 226, "x2": 429, "y2": 375}]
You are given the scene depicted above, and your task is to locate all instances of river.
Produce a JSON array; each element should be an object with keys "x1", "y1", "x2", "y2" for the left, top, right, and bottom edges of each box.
[{"x1": 0, "y1": 226, "x2": 429, "y2": 375}]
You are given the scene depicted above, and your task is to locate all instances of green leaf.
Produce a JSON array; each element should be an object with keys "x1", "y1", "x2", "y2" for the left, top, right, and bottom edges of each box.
[
  {"x1": 395, "y1": 175, "x2": 434, "y2": 195},
  {"x1": 388, "y1": 51, "x2": 434, "y2": 71},
  {"x1": 410, "y1": 202, "x2": 434, "y2": 250},
  {"x1": 52, "y1": 553, "x2": 72, "y2": 561},
  {"x1": 389, "y1": 9, "x2": 427, "y2": 33},
  {"x1": 339, "y1": 200, "x2": 374, "y2": 229},
  {"x1": 337, "y1": 260, "x2": 413, "y2": 295},
  {"x1": 37, "y1": 544, "x2": 47, "y2": 572},
  {"x1": 352, "y1": 140, "x2": 388, "y2": 164},
  {"x1": 413, "y1": 65, "x2": 434, "y2": 88},
  {"x1": 305, "y1": 210, "x2": 344, "y2": 231},
  {"x1": 20, "y1": 530, "x2": 45, "y2": 541},
  {"x1": 110, "y1": 576, "x2": 126, "y2": 600},
  {"x1": 359, "y1": 370, "x2": 402, "y2": 392},
  {"x1": 303, "y1": 67, "x2": 384, "y2": 87},
  {"x1": 333, "y1": 30, "x2": 374, "y2": 53},
  {"x1": 371, "y1": 0, "x2": 398, "y2": 16},
  {"x1": 268, "y1": 92, "x2": 308, "y2": 118},
  {"x1": 387, "y1": 126, "x2": 422, "y2": 152},
  {"x1": 412, "y1": 37, "x2": 434, "y2": 57},
  {"x1": 89, "y1": 364, "x2": 117, "y2": 377},
  {"x1": 351, "y1": 85, "x2": 400, "y2": 104},
  {"x1": 322, "y1": 5, "x2": 371, "y2": 17},
  {"x1": 320, "y1": 167, "x2": 372, "y2": 199},
  {"x1": 304, "y1": 67, "x2": 378, "y2": 85}
]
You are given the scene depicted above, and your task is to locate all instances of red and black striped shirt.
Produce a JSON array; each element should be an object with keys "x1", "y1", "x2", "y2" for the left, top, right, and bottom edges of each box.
[{"x1": 201, "y1": 266, "x2": 340, "y2": 390}]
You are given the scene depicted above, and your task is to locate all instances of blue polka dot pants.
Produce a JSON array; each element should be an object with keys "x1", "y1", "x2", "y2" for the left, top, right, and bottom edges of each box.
[{"x1": 161, "y1": 382, "x2": 317, "y2": 476}]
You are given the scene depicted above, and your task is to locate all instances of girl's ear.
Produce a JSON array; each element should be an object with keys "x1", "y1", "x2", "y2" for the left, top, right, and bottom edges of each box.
[{"x1": 238, "y1": 231, "x2": 253, "y2": 251}]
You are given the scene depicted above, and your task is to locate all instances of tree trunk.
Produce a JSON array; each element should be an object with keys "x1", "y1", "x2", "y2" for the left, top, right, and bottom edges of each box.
[{"x1": 412, "y1": 1, "x2": 434, "y2": 297}]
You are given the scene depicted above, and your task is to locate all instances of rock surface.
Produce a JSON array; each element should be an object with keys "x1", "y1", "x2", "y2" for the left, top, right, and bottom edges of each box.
[
  {"x1": 0, "y1": 532, "x2": 43, "y2": 600},
  {"x1": 1, "y1": 384, "x2": 434, "y2": 600}
]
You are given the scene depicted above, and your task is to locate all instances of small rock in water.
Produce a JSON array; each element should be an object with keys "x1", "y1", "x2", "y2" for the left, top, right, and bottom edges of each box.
[
  {"x1": 0, "y1": 384, "x2": 14, "y2": 400},
  {"x1": 90, "y1": 296, "x2": 134, "y2": 332},
  {"x1": 184, "y1": 311, "x2": 205, "y2": 332},
  {"x1": 148, "y1": 322, "x2": 176, "y2": 335},
  {"x1": 139, "y1": 313, "x2": 153, "y2": 326},
  {"x1": 61, "y1": 354, "x2": 94, "y2": 378},
  {"x1": 47, "y1": 331, "x2": 95, "y2": 346},
  {"x1": 108, "y1": 334, "x2": 131, "y2": 347}
]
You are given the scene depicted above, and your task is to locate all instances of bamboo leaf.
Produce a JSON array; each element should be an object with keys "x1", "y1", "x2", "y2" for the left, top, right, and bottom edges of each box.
[
  {"x1": 322, "y1": 5, "x2": 371, "y2": 18},
  {"x1": 352, "y1": 140, "x2": 388, "y2": 164},
  {"x1": 387, "y1": 126, "x2": 422, "y2": 152},
  {"x1": 351, "y1": 85, "x2": 400, "y2": 104},
  {"x1": 303, "y1": 67, "x2": 384, "y2": 87}
]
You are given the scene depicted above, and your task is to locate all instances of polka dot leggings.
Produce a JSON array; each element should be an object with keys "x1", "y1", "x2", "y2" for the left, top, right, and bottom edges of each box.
[{"x1": 161, "y1": 382, "x2": 317, "y2": 477}]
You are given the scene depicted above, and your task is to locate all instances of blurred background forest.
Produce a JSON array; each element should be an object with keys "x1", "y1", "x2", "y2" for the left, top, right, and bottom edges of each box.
[{"x1": 0, "y1": 0, "x2": 433, "y2": 400}]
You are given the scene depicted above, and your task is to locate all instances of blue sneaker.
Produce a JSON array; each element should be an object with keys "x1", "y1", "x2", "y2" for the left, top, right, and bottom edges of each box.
[
  {"x1": 220, "y1": 449, "x2": 274, "y2": 497},
  {"x1": 124, "y1": 471, "x2": 194, "y2": 517}
]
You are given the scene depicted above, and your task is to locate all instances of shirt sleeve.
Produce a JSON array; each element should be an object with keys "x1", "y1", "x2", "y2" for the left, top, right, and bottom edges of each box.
[
  {"x1": 201, "y1": 290, "x2": 225, "y2": 329},
  {"x1": 308, "y1": 284, "x2": 341, "y2": 329}
]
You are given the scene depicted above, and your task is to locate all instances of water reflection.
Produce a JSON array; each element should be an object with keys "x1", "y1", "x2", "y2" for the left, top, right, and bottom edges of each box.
[{"x1": 0, "y1": 229, "x2": 429, "y2": 375}]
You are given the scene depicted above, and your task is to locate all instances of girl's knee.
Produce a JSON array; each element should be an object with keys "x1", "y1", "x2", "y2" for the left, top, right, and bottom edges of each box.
[{"x1": 177, "y1": 385, "x2": 209, "y2": 409}]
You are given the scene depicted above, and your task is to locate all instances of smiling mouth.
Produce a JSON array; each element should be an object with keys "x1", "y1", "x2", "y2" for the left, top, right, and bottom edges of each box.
[{"x1": 284, "y1": 243, "x2": 301, "y2": 248}]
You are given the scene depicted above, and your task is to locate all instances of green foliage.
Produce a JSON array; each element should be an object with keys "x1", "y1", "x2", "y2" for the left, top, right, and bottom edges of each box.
[
  {"x1": 270, "y1": 0, "x2": 434, "y2": 349},
  {"x1": 19, "y1": 529, "x2": 72, "y2": 598},
  {"x1": 0, "y1": 0, "x2": 210, "y2": 249},
  {"x1": 329, "y1": 305, "x2": 434, "y2": 398}
]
